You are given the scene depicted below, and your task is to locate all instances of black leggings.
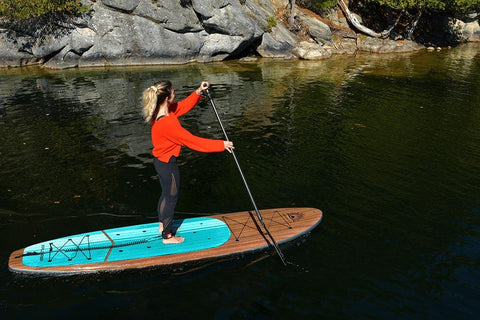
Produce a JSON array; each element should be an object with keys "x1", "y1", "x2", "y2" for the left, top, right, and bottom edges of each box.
[{"x1": 154, "y1": 156, "x2": 180, "y2": 238}]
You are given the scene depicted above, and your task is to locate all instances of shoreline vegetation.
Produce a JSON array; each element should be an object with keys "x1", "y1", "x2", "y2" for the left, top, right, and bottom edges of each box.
[{"x1": 0, "y1": 0, "x2": 479, "y2": 69}]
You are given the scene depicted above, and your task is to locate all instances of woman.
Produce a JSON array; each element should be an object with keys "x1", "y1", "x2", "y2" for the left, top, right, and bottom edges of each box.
[{"x1": 143, "y1": 80, "x2": 234, "y2": 244}]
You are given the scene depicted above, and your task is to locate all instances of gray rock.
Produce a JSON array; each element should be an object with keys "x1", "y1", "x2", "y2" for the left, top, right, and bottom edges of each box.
[
  {"x1": 0, "y1": 29, "x2": 39, "y2": 66},
  {"x1": 191, "y1": 0, "x2": 229, "y2": 19},
  {"x1": 100, "y1": 0, "x2": 141, "y2": 13},
  {"x1": 134, "y1": 0, "x2": 203, "y2": 33},
  {"x1": 324, "y1": 38, "x2": 357, "y2": 55},
  {"x1": 41, "y1": 27, "x2": 95, "y2": 68},
  {"x1": 192, "y1": 0, "x2": 262, "y2": 38},
  {"x1": 79, "y1": 8, "x2": 203, "y2": 66},
  {"x1": 357, "y1": 36, "x2": 424, "y2": 53},
  {"x1": 32, "y1": 31, "x2": 71, "y2": 59},
  {"x1": 323, "y1": 7, "x2": 348, "y2": 28},
  {"x1": 257, "y1": 24, "x2": 296, "y2": 58},
  {"x1": 198, "y1": 33, "x2": 245, "y2": 62},
  {"x1": 298, "y1": 11, "x2": 332, "y2": 44},
  {"x1": 241, "y1": 0, "x2": 269, "y2": 30},
  {"x1": 70, "y1": 27, "x2": 95, "y2": 55},
  {"x1": 292, "y1": 41, "x2": 331, "y2": 59},
  {"x1": 43, "y1": 45, "x2": 81, "y2": 69}
]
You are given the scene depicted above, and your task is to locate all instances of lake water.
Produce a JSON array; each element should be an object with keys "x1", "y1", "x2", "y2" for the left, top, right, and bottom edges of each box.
[{"x1": 1, "y1": 44, "x2": 479, "y2": 319}]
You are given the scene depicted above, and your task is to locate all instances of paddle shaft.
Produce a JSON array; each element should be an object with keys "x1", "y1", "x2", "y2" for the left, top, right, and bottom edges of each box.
[{"x1": 205, "y1": 89, "x2": 287, "y2": 266}]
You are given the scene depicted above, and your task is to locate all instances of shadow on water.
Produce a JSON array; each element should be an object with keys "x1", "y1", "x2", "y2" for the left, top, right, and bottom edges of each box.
[{"x1": 1, "y1": 44, "x2": 480, "y2": 318}]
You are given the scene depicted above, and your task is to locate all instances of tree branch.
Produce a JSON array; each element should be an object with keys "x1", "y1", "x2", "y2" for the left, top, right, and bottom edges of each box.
[
  {"x1": 407, "y1": 9, "x2": 423, "y2": 39},
  {"x1": 338, "y1": 0, "x2": 403, "y2": 39}
]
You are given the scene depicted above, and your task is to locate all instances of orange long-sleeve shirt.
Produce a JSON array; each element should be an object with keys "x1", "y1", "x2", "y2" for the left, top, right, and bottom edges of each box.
[{"x1": 151, "y1": 91, "x2": 225, "y2": 162}]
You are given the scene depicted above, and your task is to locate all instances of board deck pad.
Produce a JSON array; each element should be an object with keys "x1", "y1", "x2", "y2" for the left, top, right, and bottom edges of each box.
[
  {"x1": 21, "y1": 217, "x2": 230, "y2": 268},
  {"x1": 9, "y1": 207, "x2": 323, "y2": 275}
]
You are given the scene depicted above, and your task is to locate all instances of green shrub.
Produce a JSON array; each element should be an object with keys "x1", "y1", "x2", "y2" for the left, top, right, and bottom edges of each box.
[
  {"x1": 298, "y1": 0, "x2": 338, "y2": 12},
  {"x1": 265, "y1": 16, "x2": 277, "y2": 32},
  {"x1": 0, "y1": 0, "x2": 89, "y2": 20},
  {"x1": 299, "y1": 0, "x2": 480, "y2": 14}
]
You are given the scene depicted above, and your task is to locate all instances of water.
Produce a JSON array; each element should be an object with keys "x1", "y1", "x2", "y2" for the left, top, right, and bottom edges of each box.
[{"x1": 1, "y1": 44, "x2": 480, "y2": 319}]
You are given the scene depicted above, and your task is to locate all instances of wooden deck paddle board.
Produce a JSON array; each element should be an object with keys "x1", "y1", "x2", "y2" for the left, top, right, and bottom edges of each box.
[{"x1": 9, "y1": 207, "x2": 322, "y2": 275}]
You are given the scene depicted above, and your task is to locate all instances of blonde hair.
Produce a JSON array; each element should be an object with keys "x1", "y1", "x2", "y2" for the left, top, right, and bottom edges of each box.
[{"x1": 142, "y1": 80, "x2": 172, "y2": 123}]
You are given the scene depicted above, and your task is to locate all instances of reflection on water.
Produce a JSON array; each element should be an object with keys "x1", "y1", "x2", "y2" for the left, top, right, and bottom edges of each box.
[{"x1": 1, "y1": 44, "x2": 480, "y2": 319}]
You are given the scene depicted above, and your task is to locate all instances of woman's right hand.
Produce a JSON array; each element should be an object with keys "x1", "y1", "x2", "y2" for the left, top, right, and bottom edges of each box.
[{"x1": 224, "y1": 141, "x2": 234, "y2": 153}]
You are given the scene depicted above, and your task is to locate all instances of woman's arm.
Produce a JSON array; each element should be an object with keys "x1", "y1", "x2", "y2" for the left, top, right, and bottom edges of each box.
[
  {"x1": 169, "y1": 91, "x2": 202, "y2": 117},
  {"x1": 171, "y1": 81, "x2": 210, "y2": 117},
  {"x1": 168, "y1": 119, "x2": 226, "y2": 153}
]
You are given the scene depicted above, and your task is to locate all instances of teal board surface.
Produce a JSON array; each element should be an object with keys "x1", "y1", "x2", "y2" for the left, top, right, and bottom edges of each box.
[{"x1": 22, "y1": 217, "x2": 230, "y2": 268}]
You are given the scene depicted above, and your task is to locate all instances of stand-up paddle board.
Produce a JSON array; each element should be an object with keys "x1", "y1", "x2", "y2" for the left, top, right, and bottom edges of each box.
[{"x1": 9, "y1": 207, "x2": 322, "y2": 275}]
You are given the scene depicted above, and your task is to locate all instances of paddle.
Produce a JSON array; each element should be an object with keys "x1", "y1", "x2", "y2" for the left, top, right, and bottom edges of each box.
[{"x1": 204, "y1": 88, "x2": 288, "y2": 266}]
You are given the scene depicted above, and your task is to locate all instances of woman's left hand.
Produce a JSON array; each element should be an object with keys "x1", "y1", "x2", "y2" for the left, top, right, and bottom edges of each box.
[{"x1": 196, "y1": 81, "x2": 210, "y2": 95}]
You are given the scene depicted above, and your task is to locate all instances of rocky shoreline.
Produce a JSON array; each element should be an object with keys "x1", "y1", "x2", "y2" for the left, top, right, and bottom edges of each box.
[{"x1": 0, "y1": 0, "x2": 479, "y2": 69}]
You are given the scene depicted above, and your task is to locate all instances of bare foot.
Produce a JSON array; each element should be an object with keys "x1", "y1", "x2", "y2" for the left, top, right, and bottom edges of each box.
[
  {"x1": 158, "y1": 222, "x2": 163, "y2": 233},
  {"x1": 163, "y1": 236, "x2": 185, "y2": 244}
]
